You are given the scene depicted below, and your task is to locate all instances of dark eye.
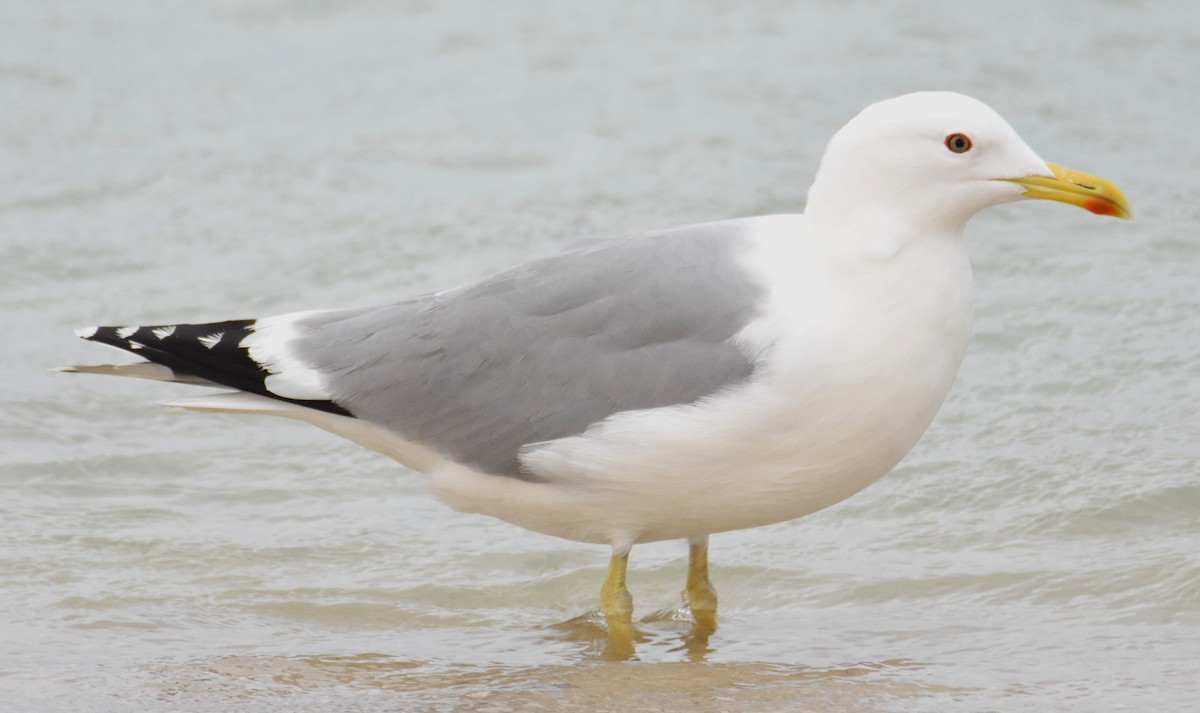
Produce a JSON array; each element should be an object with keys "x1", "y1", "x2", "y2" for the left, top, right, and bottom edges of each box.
[{"x1": 945, "y1": 133, "x2": 973, "y2": 154}]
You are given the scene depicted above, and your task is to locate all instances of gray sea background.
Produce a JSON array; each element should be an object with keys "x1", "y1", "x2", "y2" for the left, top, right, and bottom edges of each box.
[{"x1": 2, "y1": 1, "x2": 1197, "y2": 711}]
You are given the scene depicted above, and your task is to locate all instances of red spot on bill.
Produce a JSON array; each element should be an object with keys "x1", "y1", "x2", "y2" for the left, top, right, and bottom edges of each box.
[{"x1": 1084, "y1": 197, "x2": 1121, "y2": 216}]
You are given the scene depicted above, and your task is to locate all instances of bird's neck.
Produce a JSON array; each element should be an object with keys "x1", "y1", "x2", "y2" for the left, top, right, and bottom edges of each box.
[{"x1": 804, "y1": 181, "x2": 974, "y2": 258}]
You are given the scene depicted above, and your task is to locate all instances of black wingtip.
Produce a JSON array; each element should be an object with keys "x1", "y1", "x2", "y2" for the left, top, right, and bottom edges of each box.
[{"x1": 74, "y1": 319, "x2": 352, "y2": 418}]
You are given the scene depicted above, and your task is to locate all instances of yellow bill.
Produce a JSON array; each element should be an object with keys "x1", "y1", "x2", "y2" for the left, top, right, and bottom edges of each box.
[{"x1": 1006, "y1": 163, "x2": 1132, "y2": 220}]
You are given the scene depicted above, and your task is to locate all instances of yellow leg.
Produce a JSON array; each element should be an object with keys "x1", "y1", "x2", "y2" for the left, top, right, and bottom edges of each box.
[
  {"x1": 683, "y1": 537, "x2": 718, "y2": 629},
  {"x1": 600, "y1": 550, "x2": 635, "y2": 659}
]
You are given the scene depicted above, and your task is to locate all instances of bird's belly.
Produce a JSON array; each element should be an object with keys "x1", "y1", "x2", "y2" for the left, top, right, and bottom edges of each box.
[
  {"x1": 634, "y1": 362, "x2": 959, "y2": 541},
  {"x1": 430, "y1": 330, "x2": 965, "y2": 545}
]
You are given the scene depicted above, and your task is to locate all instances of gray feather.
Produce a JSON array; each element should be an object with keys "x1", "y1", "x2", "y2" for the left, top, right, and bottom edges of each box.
[{"x1": 293, "y1": 220, "x2": 766, "y2": 479}]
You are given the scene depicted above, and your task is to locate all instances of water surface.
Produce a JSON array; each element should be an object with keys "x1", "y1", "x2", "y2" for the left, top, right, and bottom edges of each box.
[{"x1": 2, "y1": 1, "x2": 1197, "y2": 711}]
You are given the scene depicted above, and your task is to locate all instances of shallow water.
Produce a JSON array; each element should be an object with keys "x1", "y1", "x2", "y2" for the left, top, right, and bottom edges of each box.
[{"x1": 2, "y1": 1, "x2": 1198, "y2": 711}]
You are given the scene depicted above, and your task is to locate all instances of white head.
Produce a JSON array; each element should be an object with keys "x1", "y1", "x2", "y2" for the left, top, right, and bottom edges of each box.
[{"x1": 805, "y1": 92, "x2": 1129, "y2": 238}]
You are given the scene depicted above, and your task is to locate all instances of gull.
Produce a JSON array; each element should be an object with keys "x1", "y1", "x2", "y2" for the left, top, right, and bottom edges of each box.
[{"x1": 65, "y1": 92, "x2": 1130, "y2": 652}]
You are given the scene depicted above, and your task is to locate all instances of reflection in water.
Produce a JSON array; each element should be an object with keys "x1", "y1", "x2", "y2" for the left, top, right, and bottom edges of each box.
[
  {"x1": 550, "y1": 602, "x2": 716, "y2": 662},
  {"x1": 169, "y1": 652, "x2": 945, "y2": 712},
  {"x1": 151, "y1": 608, "x2": 952, "y2": 711},
  {"x1": 642, "y1": 604, "x2": 718, "y2": 663},
  {"x1": 146, "y1": 604, "x2": 953, "y2": 711}
]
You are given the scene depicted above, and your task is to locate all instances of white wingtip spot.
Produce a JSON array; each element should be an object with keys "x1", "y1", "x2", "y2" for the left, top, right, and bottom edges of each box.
[
  {"x1": 75, "y1": 326, "x2": 98, "y2": 339},
  {"x1": 198, "y1": 332, "x2": 224, "y2": 349},
  {"x1": 152, "y1": 325, "x2": 176, "y2": 340},
  {"x1": 242, "y1": 312, "x2": 331, "y2": 401},
  {"x1": 116, "y1": 326, "x2": 140, "y2": 339}
]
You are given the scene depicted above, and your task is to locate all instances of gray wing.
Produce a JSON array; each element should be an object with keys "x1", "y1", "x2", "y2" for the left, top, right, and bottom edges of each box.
[{"x1": 294, "y1": 220, "x2": 767, "y2": 480}]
